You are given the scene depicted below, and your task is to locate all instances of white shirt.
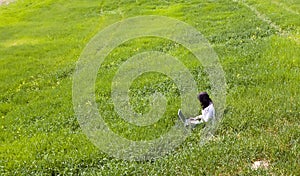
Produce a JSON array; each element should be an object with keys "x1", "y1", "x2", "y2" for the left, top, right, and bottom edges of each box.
[
  {"x1": 200, "y1": 103, "x2": 215, "y2": 122},
  {"x1": 191, "y1": 103, "x2": 215, "y2": 124}
]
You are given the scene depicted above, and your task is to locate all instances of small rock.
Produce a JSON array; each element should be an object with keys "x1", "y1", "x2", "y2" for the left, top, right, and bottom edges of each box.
[{"x1": 251, "y1": 160, "x2": 269, "y2": 170}]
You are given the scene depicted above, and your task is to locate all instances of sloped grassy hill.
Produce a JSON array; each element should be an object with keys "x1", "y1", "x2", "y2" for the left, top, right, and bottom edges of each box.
[{"x1": 0, "y1": 0, "x2": 299, "y2": 175}]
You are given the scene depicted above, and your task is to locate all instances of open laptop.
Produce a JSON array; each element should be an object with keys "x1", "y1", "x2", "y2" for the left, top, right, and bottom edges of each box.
[{"x1": 178, "y1": 109, "x2": 186, "y2": 123}]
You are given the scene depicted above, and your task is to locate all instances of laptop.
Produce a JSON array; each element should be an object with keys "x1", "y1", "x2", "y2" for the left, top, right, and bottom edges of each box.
[{"x1": 178, "y1": 109, "x2": 186, "y2": 123}]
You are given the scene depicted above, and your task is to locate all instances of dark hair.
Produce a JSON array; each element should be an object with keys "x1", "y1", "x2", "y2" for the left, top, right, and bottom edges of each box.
[{"x1": 197, "y1": 92, "x2": 212, "y2": 109}]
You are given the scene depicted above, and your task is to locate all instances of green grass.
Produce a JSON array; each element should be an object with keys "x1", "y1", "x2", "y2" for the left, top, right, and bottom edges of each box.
[{"x1": 1, "y1": 0, "x2": 299, "y2": 175}]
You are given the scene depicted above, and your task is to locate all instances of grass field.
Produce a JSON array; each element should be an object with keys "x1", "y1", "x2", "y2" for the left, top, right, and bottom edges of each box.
[{"x1": 0, "y1": 0, "x2": 299, "y2": 175}]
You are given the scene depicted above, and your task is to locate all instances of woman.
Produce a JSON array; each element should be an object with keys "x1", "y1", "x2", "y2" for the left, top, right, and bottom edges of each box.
[{"x1": 181, "y1": 92, "x2": 215, "y2": 127}]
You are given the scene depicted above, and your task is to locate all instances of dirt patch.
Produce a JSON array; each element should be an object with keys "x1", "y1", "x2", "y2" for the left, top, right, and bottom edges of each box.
[{"x1": 0, "y1": 0, "x2": 15, "y2": 5}]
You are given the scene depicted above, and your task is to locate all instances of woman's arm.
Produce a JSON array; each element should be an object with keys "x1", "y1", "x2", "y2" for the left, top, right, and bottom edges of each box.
[{"x1": 190, "y1": 115, "x2": 202, "y2": 121}]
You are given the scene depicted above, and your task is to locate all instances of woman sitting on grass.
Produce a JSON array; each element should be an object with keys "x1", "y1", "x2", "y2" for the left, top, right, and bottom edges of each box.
[{"x1": 180, "y1": 92, "x2": 215, "y2": 127}]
